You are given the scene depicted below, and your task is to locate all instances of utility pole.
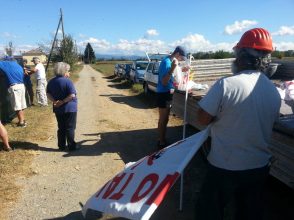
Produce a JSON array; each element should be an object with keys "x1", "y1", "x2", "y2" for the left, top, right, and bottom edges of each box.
[
  {"x1": 46, "y1": 8, "x2": 65, "y2": 71},
  {"x1": 60, "y1": 8, "x2": 65, "y2": 40}
]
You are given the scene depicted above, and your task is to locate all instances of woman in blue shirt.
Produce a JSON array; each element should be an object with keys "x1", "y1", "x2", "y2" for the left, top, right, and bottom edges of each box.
[{"x1": 46, "y1": 62, "x2": 78, "y2": 151}]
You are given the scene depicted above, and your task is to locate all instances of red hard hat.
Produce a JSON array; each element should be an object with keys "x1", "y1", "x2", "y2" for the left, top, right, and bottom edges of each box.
[{"x1": 234, "y1": 28, "x2": 273, "y2": 52}]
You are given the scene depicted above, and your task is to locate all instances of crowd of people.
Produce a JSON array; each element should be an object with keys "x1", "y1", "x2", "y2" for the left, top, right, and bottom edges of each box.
[
  {"x1": 0, "y1": 27, "x2": 283, "y2": 219},
  {"x1": 0, "y1": 57, "x2": 77, "y2": 153}
]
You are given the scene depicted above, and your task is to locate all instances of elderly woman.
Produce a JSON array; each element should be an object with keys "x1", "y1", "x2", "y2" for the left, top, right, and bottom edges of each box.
[{"x1": 46, "y1": 62, "x2": 78, "y2": 151}]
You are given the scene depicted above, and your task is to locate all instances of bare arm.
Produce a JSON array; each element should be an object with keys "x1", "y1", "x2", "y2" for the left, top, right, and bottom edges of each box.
[
  {"x1": 161, "y1": 60, "x2": 177, "y2": 86},
  {"x1": 47, "y1": 93, "x2": 75, "y2": 108},
  {"x1": 62, "y1": 94, "x2": 76, "y2": 103},
  {"x1": 197, "y1": 107, "x2": 214, "y2": 126},
  {"x1": 29, "y1": 66, "x2": 37, "y2": 74}
]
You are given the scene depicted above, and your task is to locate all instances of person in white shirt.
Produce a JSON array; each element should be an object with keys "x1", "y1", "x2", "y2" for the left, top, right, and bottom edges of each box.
[
  {"x1": 30, "y1": 57, "x2": 48, "y2": 106},
  {"x1": 194, "y1": 28, "x2": 281, "y2": 220}
]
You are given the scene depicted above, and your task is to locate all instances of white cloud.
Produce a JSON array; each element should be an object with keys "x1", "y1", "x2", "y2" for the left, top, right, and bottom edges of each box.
[
  {"x1": 145, "y1": 29, "x2": 159, "y2": 37},
  {"x1": 77, "y1": 37, "x2": 167, "y2": 55},
  {"x1": 78, "y1": 37, "x2": 111, "y2": 50},
  {"x1": 274, "y1": 41, "x2": 294, "y2": 51},
  {"x1": 171, "y1": 34, "x2": 211, "y2": 52},
  {"x1": 116, "y1": 38, "x2": 167, "y2": 54},
  {"x1": 272, "y1": 26, "x2": 294, "y2": 36},
  {"x1": 224, "y1": 20, "x2": 258, "y2": 35},
  {"x1": 170, "y1": 33, "x2": 235, "y2": 52}
]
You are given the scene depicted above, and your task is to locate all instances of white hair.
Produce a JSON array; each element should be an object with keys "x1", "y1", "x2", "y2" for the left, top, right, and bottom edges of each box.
[{"x1": 54, "y1": 62, "x2": 71, "y2": 76}]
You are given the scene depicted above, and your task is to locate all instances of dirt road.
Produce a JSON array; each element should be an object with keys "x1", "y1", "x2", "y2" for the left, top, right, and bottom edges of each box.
[{"x1": 9, "y1": 65, "x2": 202, "y2": 220}]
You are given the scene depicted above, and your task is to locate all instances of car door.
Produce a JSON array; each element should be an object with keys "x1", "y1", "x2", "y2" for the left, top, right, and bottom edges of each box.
[
  {"x1": 149, "y1": 62, "x2": 160, "y2": 91},
  {"x1": 145, "y1": 62, "x2": 154, "y2": 85}
]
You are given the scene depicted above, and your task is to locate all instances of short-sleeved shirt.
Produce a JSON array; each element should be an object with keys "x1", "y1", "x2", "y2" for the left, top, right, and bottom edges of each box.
[
  {"x1": 23, "y1": 66, "x2": 32, "y2": 86},
  {"x1": 46, "y1": 76, "x2": 77, "y2": 114},
  {"x1": 199, "y1": 70, "x2": 281, "y2": 170},
  {"x1": 0, "y1": 61, "x2": 24, "y2": 87},
  {"x1": 157, "y1": 56, "x2": 174, "y2": 93},
  {"x1": 35, "y1": 63, "x2": 46, "y2": 80}
]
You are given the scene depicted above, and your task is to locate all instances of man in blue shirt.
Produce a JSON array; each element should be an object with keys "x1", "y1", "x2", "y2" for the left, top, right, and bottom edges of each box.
[
  {"x1": 46, "y1": 62, "x2": 78, "y2": 151},
  {"x1": 0, "y1": 57, "x2": 27, "y2": 127},
  {"x1": 156, "y1": 46, "x2": 187, "y2": 149}
]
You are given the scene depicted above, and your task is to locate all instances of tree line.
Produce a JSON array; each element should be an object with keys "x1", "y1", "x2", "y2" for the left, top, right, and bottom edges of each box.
[
  {"x1": 83, "y1": 44, "x2": 294, "y2": 61},
  {"x1": 191, "y1": 50, "x2": 294, "y2": 60}
]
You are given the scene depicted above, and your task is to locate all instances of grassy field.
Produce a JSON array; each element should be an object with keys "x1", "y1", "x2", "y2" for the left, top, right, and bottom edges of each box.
[
  {"x1": 0, "y1": 63, "x2": 82, "y2": 219},
  {"x1": 91, "y1": 61, "x2": 143, "y2": 94},
  {"x1": 90, "y1": 61, "x2": 117, "y2": 76}
]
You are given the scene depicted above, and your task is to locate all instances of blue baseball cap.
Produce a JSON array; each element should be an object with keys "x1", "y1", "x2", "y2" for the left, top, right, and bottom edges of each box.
[{"x1": 173, "y1": 46, "x2": 187, "y2": 59}]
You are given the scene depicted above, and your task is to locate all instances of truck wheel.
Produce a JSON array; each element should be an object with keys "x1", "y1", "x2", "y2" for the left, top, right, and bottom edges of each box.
[{"x1": 143, "y1": 83, "x2": 149, "y2": 95}]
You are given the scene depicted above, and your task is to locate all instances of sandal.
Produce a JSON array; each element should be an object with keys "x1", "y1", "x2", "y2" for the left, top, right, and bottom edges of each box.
[{"x1": 2, "y1": 146, "x2": 13, "y2": 152}]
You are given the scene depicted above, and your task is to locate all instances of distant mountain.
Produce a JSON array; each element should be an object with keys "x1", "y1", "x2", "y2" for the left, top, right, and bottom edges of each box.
[{"x1": 95, "y1": 54, "x2": 146, "y2": 61}]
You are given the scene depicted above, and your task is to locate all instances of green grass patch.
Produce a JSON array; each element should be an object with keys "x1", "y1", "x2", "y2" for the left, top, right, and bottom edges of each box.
[
  {"x1": 131, "y1": 83, "x2": 143, "y2": 94},
  {"x1": 91, "y1": 61, "x2": 117, "y2": 76},
  {"x1": 70, "y1": 63, "x2": 83, "y2": 82}
]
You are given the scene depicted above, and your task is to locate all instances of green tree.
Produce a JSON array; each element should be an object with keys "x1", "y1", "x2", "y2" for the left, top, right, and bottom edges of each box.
[
  {"x1": 272, "y1": 50, "x2": 284, "y2": 59},
  {"x1": 83, "y1": 43, "x2": 96, "y2": 64},
  {"x1": 192, "y1": 50, "x2": 234, "y2": 59},
  {"x1": 213, "y1": 50, "x2": 234, "y2": 59},
  {"x1": 59, "y1": 35, "x2": 79, "y2": 69},
  {"x1": 49, "y1": 35, "x2": 79, "y2": 70},
  {"x1": 284, "y1": 50, "x2": 294, "y2": 57}
]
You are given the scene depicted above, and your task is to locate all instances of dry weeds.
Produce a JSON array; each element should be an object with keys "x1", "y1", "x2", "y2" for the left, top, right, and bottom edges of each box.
[
  {"x1": 0, "y1": 105, "x2": 54, "y2": 219},
  {"x1": 0, "y1": 64, "x2": 82, "y2": 219}
]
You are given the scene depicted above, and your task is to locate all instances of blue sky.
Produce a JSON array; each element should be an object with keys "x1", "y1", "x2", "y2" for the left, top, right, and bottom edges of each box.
[{"x1": 1, "y1": 0, "x2": 294, "y2": 56}]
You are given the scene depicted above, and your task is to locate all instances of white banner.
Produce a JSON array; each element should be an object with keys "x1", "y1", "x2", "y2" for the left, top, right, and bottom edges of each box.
[{"x1": 82, "y1": 127, "x2": 210, "y2": 220}]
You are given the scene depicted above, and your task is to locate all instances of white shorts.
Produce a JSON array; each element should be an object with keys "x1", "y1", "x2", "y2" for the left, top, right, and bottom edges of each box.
[{"x1": 8, "y1": 84, "x2": 27, "y2": 111}]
